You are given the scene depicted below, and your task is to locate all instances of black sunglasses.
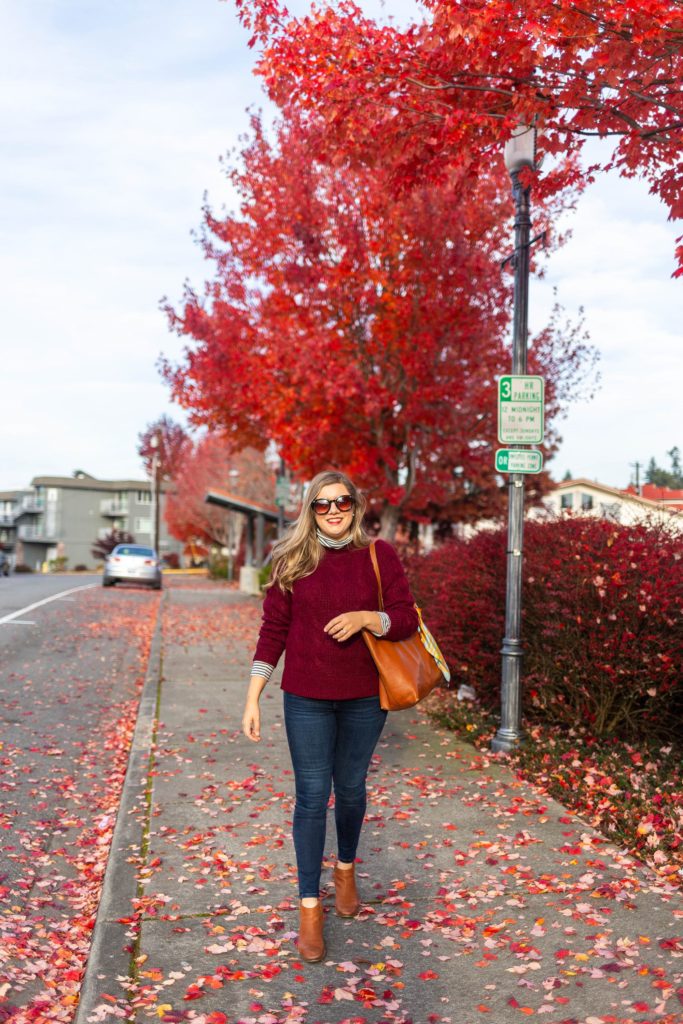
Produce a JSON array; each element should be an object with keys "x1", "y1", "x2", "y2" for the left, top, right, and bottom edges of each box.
[{"x1": 311, "y1": 494, "x2": 355, "y2": 515}]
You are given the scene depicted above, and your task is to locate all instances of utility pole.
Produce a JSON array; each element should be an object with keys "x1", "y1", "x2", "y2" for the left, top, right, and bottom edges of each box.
[
  {"x1": 630, "y1": 461, "x2": 642, "y2": 495},
  {"x1": 154, "y1": 452, "x2": 161, "y2": 554}
]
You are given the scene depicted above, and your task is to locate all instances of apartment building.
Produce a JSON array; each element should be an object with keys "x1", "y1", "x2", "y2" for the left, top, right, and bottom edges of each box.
[{"x1": 0, "y1": 470, "x2": 183, "y2": 570}]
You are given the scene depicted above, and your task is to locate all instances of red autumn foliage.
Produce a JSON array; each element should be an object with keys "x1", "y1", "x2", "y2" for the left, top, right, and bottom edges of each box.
[
  {"x1": 0, "y1": 593, "x2": 159, "y2": 1022},
  {"x1": 164, "y1": 434, "x2": 275, "y2": 549},
  {"x1": 238, "y1": 0, "x2": 683, "y2": 274},
  {"x1": 408, "y1": 515, "x2": 683, "y2": 741},
  {"x1": 163, "y1": 112, "x2": 595, "y2": 536},
  {"x1": 137, "y1": 414, "x2": 190, "y2": 482}
]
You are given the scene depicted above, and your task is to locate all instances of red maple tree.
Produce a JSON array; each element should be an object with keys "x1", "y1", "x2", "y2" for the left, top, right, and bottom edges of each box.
[
  {"x1": 138, "y1": 415, "x2": 190, "y2": 481},
  {"x1": 163, "y1": 114, "x2": 595, "y2": 536},
  {"x1": 237, "y1": 0, "x2": 683, "y2": 274},
  {"x1": 165, "y1": 434, "x2": 276, "y2": 550}
]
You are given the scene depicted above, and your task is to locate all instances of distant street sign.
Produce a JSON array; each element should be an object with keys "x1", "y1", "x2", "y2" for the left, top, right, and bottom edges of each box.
[
  {"x1": 275, "y1": 475, "x2": 290, "y2": 508},
  {"x1": 498, "y1": 375, "x2": 545, "y2": 444},
  {"x1": 495, "y1": 448, "x2": 544, "y2": 474}
]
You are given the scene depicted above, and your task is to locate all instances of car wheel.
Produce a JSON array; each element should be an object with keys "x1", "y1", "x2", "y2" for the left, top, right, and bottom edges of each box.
[{"x1": 102, "y1": 578, "x2": 115, "y2": 587}]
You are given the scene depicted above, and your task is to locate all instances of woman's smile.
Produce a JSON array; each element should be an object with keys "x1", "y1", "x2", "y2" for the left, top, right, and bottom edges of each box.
[{"x1": 316, "y1": 484, "x2": 354, "y2": 539}]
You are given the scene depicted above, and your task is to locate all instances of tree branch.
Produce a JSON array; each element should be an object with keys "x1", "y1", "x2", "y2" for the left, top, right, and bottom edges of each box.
[{"x1": 626, "y1": 88, "x2": 683, "y2": 118}]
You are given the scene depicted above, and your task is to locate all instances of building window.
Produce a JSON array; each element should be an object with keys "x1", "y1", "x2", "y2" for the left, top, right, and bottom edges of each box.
[
  {"x1": 560, "y1": 493, "x2": 573, "y2": 510},
  {"x1": 600, "y1": 503, "x2": 622, "y2": 523},
  {"x1": 135, "y1": 517, "x2": 152, "y2": 534},
  {"x1": 136, "y1": 490, "x2": 152, "y2": 504},
  {"x1": 580, "y1": 493, "x2": 594, "y2": 511}
]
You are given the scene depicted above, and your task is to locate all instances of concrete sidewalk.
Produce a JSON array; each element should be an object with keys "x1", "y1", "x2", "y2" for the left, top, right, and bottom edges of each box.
[{"x1": 76, "y1": 580, "x2": 682, "y2": 1024}]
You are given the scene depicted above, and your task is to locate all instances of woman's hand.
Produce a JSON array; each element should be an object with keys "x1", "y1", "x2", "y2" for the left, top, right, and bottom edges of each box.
[
  {"x1": 242, "y1": 699, "x2": 261, "y2": 742},
  {"x1": 243, "y1": 675, "x2": 269, "y2": 742},
  {"x1": 324, "y1": 610, "x2": 376, "y2": 642}
]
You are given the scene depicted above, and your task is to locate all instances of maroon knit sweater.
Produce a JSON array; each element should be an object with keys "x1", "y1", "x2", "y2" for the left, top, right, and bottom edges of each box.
[{"x1": 253, "y1": 540, "x2": 419, "y2": 700}]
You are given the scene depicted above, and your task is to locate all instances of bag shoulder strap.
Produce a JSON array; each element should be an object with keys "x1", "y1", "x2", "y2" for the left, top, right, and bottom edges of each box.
[{"x1": 368, "y1": 541, "x2": 384, "y2": 611}]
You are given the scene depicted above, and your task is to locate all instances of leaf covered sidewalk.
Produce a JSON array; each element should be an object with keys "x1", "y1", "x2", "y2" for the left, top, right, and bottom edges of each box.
[{"x1": 76, "y1": 580, "x2": 683, "y2": 1024}]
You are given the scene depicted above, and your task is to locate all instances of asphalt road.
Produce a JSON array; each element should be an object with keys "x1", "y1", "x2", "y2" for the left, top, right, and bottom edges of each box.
[
  {"x1": 0, "y1": 573, "x2": 162, "y2": 1012},
  {"x1": 0, "y1": 572, "x2": 100, "y2": 624}
]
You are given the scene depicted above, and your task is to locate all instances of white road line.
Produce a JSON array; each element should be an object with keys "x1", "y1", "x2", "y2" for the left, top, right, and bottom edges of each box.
[
  {"x1": 0, "y1": 583, "x2": 98, "y2": 626},
  {"x1": 2, "y1": 620, "x2": 36, "y2": 626}
]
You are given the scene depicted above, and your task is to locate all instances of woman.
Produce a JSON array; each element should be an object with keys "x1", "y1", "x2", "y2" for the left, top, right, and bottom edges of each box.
[{"x1": 242, "y1": 470, "x2": 418, "y2": 962}]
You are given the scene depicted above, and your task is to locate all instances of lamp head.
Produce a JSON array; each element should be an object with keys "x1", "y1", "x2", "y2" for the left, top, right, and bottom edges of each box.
[{"x1": 504, "y1": 124, "x2": 537, "y2": 173}]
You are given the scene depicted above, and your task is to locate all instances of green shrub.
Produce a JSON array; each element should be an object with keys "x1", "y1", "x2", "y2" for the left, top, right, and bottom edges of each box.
[
  {"x1": 258, "y1": 562, "x2": 272, "y2": 591},
  {"x1": 208, "y1": 555, "x2": 228, "y2": 580}
]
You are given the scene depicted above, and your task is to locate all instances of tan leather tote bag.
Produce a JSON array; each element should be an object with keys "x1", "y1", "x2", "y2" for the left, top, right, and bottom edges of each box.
[{"x1": 362, "y1": 542, "x2": 449, "y2": 711}]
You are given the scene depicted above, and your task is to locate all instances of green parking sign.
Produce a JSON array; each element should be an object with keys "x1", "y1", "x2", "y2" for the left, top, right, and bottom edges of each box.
[
  {"x1": 498, "y1": 375, "x2": 544, "y2": 444},
  {"x1": 495, "y1": 448, "x2": 543, "y2": 474}
]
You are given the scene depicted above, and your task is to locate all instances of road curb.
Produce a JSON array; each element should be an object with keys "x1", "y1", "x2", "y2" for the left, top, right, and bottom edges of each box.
[{"x1": 74, "y1": 592, "x2": 165, "y2": 1024}]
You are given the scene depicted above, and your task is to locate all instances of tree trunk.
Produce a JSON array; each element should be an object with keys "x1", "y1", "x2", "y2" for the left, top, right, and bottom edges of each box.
[{"x1": 378, "y1": 504, "x2": 400, "y2": 542}]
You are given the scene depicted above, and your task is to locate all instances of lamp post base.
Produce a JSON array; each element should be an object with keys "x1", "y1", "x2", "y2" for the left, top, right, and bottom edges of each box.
[{"x1": 491, "y1": 728, "x2": 524, "y2": 754}]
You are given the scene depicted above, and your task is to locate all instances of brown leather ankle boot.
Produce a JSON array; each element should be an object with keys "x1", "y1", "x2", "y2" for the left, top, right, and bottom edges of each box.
[
  {"x1": 334, "y1": 864, "x2": 360, "y2": 917},
  {"x1": 297, "y1": 901, "x2": 326, "y2": 962}
]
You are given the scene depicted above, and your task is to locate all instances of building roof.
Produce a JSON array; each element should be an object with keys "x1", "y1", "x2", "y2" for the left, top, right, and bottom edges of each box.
[
  {"x1": 30, "y1": 474, "x2": 169, "y2": 492},
  {"x1": 0, "y1": 490, "x2": 23, "y2": 501},
  {"x1": 554, "y1": 478, "x2": 683, "y2": 513},
  {"x1": 624, "y1": 483, "x2": 683, "y2": 508},
  {"x1": 205, "y1": 489, "x2": 289, "y2": 522}
]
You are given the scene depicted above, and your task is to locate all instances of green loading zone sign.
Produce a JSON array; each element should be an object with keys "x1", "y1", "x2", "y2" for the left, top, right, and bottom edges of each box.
[
  {"x1": 495, "y1": 448, "x2": 544, "y2": 474},
  {"x1": 498, "y1": 375, "x2": 545, "y2": 444}
]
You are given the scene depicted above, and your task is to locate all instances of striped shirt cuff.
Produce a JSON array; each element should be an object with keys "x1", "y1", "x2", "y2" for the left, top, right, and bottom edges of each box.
[
  {"x1": 251, "y1": 661, "x2": 275, "y2": 681},
  {"x1": 370, "y1": 611, "x2": 391, "y2": 637}
]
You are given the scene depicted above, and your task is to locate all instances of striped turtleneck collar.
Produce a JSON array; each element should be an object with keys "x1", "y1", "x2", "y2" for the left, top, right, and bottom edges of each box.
[{"x1": 316, "y1": 528, "x2": 353, "y2": 549}]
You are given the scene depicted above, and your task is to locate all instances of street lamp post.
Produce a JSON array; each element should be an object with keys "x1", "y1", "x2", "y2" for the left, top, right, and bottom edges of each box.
[
  {"x1": 491, "y1": 125, "x2": 536, "y2": 755},
  {"x1": 227, "y1": 467, "x2": 240, "y2": 581},
  {"x1": 149, "y1": 433, "x2": 161, "y2": 556},
  {"x1": 276, "y1": 457, "x2": 286, "y2": 539}
]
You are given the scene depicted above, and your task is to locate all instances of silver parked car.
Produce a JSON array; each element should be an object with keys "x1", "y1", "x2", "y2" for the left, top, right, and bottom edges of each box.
[{"x1": 102, "y1": 544, "x2": 162, "y2": 589}]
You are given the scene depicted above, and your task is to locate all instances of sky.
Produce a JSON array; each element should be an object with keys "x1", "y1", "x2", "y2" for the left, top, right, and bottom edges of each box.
[{"x1": 1, "y1": 0, "x2": 680, "y2": 493}]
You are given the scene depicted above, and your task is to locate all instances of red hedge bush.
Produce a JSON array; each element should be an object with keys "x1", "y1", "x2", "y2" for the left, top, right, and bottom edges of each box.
[{"x1": 407, "y1": 516, "x2": 683, "y2": 742}]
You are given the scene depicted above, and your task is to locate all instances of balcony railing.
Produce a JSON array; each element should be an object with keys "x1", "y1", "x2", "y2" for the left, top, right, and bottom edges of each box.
[
  {"x1": 0, "y1": 496, "x2": 44, "y2": 524},
  {"x1": 17, "y1": 524, "x2": 57, "y2": 542},
  {"x1": 100, "y1": 499, "x2": 129, "y2": 516},
  {"x1": 20, "y1": 496, "x2": 45, "y2": 514}
]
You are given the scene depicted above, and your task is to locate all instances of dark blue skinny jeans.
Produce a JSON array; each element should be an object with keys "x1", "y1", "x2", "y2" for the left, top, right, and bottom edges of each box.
[{"x1": 283, "y1": 692, "x2": 387, "y2": 899}]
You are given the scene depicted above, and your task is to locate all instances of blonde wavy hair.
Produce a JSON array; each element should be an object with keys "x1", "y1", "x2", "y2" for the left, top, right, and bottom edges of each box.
[{"x1": 269, "y1": 470, "x2": 370, "y2": 591}]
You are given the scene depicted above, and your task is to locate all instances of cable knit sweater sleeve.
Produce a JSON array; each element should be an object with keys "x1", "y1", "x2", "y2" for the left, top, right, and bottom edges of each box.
[
  {"x1": 373, "y1": 539, "x2": 419, "y2": 641},
  {"x1": 253, "y1": 582, "x2": 292, "y2": 669}
]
